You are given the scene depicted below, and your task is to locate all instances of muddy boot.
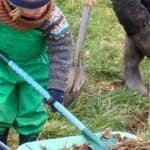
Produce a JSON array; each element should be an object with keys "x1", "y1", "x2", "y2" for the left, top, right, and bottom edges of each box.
[
  {"x1": 0, "y1": 128, "x2": 9, "y2": 144},
  {"x1": 124, "y1": 36, "x2": 148, "y2": 95},
  {"x1": 124, "y1": 71, "x2": 148, "y2": 95},
  {"x1": 19, "y1": 134, "x2": 38, "y2": 145}
]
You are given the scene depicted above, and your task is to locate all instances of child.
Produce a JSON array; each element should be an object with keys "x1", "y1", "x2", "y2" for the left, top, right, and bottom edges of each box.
[
  {"x1": 111, "y1": 0, "x2": 150, "y2": 95},
  {"x1": 0, "y1": 0, "x2": 73, "y2": 145}
]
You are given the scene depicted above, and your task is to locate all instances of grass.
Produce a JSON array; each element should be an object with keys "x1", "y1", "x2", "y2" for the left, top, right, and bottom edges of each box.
[
  {"x1": 51, "y1": 0, "x2": 149, "y2": 134},
  {"x1": 38, "y1": 0, "x2": 150, "y2": 140},
  {"x1": 10, "y1": 0, "x2": 150, "y2": 149}
]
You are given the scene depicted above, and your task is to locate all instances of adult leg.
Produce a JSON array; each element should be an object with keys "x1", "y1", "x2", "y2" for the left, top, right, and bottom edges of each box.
[{"x1": 124, "y1": 35, "x2": 148, "y2": 95}]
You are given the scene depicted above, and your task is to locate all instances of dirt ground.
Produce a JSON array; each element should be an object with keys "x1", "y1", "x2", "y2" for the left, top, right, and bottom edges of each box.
[
  {"x1": 127, "y1": 107, "x2": 149, "y2": 133},
  {"x1": 110, "y1": 133, "x2": 150, "y2": 150},
  {"x1": 61, "y1": 134, "x2": 150, "y2": 150},
  {"x1": 62, "y1": 144, "x2": 92, "y2": 150}
]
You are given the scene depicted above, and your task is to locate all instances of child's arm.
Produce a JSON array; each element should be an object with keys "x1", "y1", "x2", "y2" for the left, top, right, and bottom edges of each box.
[
  {"x1": 39, "y1": 5, "x2": 73, "y2": 92},
  {"x1": 47, "y1": 33, "x2": 72, "y2": 92},
  {"x1": 111, "y1": 0, "x2": 150, "y2": 36}
]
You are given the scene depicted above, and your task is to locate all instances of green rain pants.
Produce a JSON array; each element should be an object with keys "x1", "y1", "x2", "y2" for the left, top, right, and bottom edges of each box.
[{"x1": 0, "y1": 23, "x2": 49, "y2": 135}]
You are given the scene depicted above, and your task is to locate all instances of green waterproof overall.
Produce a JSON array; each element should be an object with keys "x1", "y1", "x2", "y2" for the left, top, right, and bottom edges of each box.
[{"x1": 0, "y1": 23, "x2": 49, "y2": 135}]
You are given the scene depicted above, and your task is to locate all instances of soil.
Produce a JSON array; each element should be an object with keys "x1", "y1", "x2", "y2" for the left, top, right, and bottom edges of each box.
[
  {"x1": 110, "y1": 134, "x2": 150, "y2": 150},
  {"x1": 61, "y1": 134, "x2": 150, "y2": 150},
  {"x1": 127, "y1": 107, "x2": 149, "y2": 133},
  {"x1": 62, "y1": 144, "x2": 92, "y2": 150}
]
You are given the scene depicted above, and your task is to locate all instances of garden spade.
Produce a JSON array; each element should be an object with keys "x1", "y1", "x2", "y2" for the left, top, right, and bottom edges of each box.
[
  {"x1": 64, "y1": 0, "x2": 94, "y2": 107},
  {"x1": 0, "y1": 50, "x2": 127, "y2": 150}
]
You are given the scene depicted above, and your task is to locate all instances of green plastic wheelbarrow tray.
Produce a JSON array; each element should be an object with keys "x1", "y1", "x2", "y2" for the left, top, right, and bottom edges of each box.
[{"x1": 17, "y1": 131, "x2": 136, "y2": 150}]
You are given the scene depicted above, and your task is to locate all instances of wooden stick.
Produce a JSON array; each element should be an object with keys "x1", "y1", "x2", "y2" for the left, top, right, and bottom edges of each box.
[{"x1": 85, "y1": 0, "x2": 96, "y2": 6}]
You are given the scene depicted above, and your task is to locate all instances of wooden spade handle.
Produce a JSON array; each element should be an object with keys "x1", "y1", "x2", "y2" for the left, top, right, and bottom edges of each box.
[
  {"x1": 74, "y1": 0, "x2": 94, "y2": 67},
  {"x1": 84, "y1": 0, "x2": 95, "y2": 6}
]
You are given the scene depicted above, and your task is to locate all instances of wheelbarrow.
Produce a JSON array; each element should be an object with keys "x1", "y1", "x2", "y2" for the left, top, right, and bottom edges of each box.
[
  {"x1": 17, "y1": 132, "x2": 136, "y2": 150},
  {"x1": 0, "y1": 51, "x2": 137, "y2": 150}
]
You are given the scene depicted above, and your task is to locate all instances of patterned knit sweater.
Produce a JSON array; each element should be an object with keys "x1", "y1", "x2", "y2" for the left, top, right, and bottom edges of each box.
[{"x1": 37, "y1": 5, "x2": 73, "y2": 92}]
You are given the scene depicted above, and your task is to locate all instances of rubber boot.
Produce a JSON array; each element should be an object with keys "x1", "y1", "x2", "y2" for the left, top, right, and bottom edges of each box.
[
  {"x1": 19, "y1": 134, "x2": 38, "y2": 145},
  {"x1": 0, "y1": 129, "x2": 9, "y2": 144}
]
